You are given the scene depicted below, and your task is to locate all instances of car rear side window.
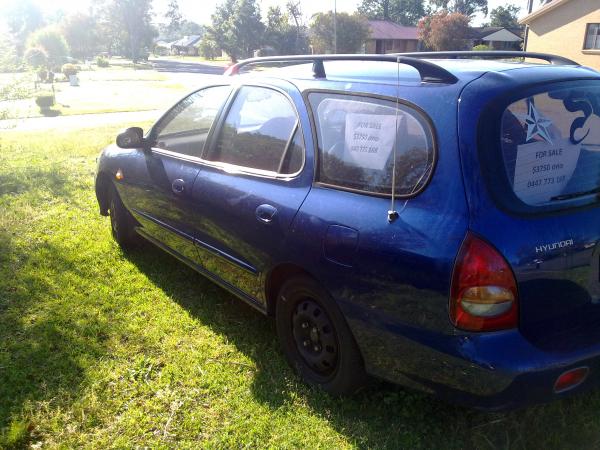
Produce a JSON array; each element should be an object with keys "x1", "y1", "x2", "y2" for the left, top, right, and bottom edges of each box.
[
  {"x1": 500, "y1": 86, "x2": 600, "y2": 206},
  {"x1": 308, "y1": 92, "x2": 435, "y2": 196},
  {"x1": 153, "y1": 85, "x2": 231, "y2": 158},
  {"x1": 205, "y1": 86, "x2": 304, "y2": 175}
]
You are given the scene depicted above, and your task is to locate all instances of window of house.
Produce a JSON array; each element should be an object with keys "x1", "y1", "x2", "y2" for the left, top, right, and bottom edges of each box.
[
  {"x1": 309, "y1": 92, "x2": 435, "y2": 196},
  {"x1": 153, "y1": 85, "x2": 231, "y2": 158},
  {"x1": 205, "y1": 86, "x2": 304, "y2": 175},
  {"x1": 584, "y1": 24, "x2": 600, "y2": 50}
]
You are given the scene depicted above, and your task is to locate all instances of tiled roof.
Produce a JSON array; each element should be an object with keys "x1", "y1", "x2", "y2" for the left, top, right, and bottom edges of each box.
[{"x1": 367, "y1": 20, "x2": 419, "y2": 40}]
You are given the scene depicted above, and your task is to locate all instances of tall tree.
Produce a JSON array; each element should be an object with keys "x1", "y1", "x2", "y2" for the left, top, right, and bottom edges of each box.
[
  {"x1": 309, "y1": 12, "x2": 369, "y2": 54},
  {"x1": 165, "y1": 1, "x2": 183, "y2": 36},
  {"x1": 4, "y1": 0, "x2": 44, "y2": 55},
  {"x1": 357, "y1": 0, "x2": 426, "y2": 26},
  {"x1": 418, "y1": 11, "x2": 470, "y2": 50},
  {"x1": 488, "y1": 4, "x2": 521, "y2": 28},
  {"x1": 61, "y1": 13, "x2": 99, "y2": 59},
  {"x1": 206, "y1": 0, "x2": 264, "y2": 62},
  {"x1": 99, "y1": 0, "x2": 157, "y2": 61},
  {"x1": 286, "y1": 2, "x2": 307, "y2": 54},
  {"x1": 429, "y1": 0, "x2": 488, "y2": 18},
  {"x1": 264, "y1": 6, "x2": 308, "y2": 55}
]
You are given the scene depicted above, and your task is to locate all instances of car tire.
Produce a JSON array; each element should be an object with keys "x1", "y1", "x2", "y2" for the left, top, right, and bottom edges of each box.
[
  {"x1": 276, "y1": 275, "x2": 367, "y2": 395},
  {"x1": 109, "y1": 183, "x2": 139, "y2": 250}
]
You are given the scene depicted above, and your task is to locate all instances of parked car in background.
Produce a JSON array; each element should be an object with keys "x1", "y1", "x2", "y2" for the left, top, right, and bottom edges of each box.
[{"x1": 96, "y1": 52, "x2": 600, "y2": 409}]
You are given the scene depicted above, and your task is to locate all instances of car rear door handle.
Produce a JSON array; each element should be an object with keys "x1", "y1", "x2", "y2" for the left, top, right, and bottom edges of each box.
[
  {"x1": 171, "y1": 178, "x2": 185, "y2": 194},
  {"x1": 255, "y1": 204, "x2": 277, "y2": 224}
]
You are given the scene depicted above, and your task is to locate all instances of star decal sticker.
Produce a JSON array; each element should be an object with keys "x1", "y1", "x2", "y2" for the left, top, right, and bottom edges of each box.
[{"x1": 522, "y1": 101, "x2": 554, "y2": 144}]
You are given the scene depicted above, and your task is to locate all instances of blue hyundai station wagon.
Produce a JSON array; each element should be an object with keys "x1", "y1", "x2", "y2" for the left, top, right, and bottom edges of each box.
[{"x1": 95, "y1": 52, "x2": 600, "y2": 409}]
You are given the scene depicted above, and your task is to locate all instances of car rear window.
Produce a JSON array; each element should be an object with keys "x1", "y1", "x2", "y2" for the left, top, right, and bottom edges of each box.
[
  {"x1": 308, "y1": 92, "x2": 435, "y2": 196},
  {"x1": 500, "y1": 86, "x2": 600, "y2": 206}
]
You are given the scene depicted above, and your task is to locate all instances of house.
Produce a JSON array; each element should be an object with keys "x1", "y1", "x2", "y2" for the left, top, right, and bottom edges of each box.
[
  {"x1": 469, "y1": 27, "x2": 523, "y2": 50},
  {"x1": 170, "y1": 35, "x2": 203, "y2": 56},
  {"x1": 519, "y1": 0, "x2": 600, "y2": 70},
  {"x1": 364, "y1": 20, "x2": 420, "y2": 54}
]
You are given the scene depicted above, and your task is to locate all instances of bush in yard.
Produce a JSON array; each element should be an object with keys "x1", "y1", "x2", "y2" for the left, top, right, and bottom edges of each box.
[
  {"x1": 96, "y1": 56, "x2": 109, "y2": 67},
  {"x1": 61, "y1": 63, "x2": 79, "y2": 77},
  {"x1": 199, "y1": 36, "x2": 220, "y2": 60},
  {"x1": 473, "y1": 44, "x2": 492, "y2": 51},
  {"x1": 24, "y1": 46, "x2": 48, "y2": 69},
  {"x1": 35, "y1": 92, "x2": 55, "y2": 109},
  {"x1": 26, "y1": 26, "x2": 70, "y2": 68}
]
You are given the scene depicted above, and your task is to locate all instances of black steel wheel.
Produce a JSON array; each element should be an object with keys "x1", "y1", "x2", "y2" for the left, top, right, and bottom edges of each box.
[
  {"x1": 276, "y1": 275, "x2": 367, "y2": 394},
  {"x1": 109, "y1": 183, "x2": 139, "y2": 249}
]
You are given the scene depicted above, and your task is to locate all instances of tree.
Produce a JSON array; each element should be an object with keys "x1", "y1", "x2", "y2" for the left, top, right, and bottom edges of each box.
[
  {"x1": 357, "y1": 0, "x2": 426, "y2": 26},
  {"x1": 26, "y1": 26, "x2": 69, "y2": 68},
  {"x1": 309, "y1": 12, "x2": 370, "y2": 54},
  {"x1": 206, "y1": 0, "x2": 264, "y2": 62},
  {"x1": 198, "y1": 36, "x2": 220, "y2": 59},
  {"x1": 165, "y1": 1, "x2": 183, "y2": 36},
  {"x1": 4, "y1": 0, "x2": 44, "y2": 55},
  {"x1": 429, "y1": 0, "x2": 488, "y2": 18},
  {"x1": 61, "y1": 13, "x2": 99, "y2": 59},
  {"x1": 264, "y1": 6, "x2": 308, "y2": 55},
  {"x1": 99, "y1": 0, "x2": 157, "y2": 61},
  {"x1": 23, "y1": 46, "x2": 47, "y2": 69},
  {"x1": 488, "y1": 4, "x2": 521, "y2": 28},
  {"x1": 179, "y1": 21, "x2": 204, "y2": 36},
  {"x1": 418, "y1": 11, "x2": 470, "y2": 50},
  {"x1": 286, "y1": 2, "x2": 309, "y2": 54}
]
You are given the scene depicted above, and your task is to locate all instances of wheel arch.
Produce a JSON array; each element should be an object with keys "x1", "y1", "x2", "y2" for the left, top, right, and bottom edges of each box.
[
  {"x1": 265, "y1": 263, "x2": 316, "y2": 316},
  {"x1": 95, "y1": 171, "x2": 113, "y2": 216}
]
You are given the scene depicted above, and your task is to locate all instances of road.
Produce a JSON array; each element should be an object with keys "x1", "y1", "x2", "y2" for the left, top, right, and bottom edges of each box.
[{"x1": 150, "y1": 58, "x2": 227, "y2": 75}]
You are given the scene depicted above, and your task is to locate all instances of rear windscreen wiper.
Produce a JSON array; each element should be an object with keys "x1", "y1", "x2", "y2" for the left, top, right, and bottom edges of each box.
[{"x1": 550, "y1": 187, "x2": 600, "y2": 201}]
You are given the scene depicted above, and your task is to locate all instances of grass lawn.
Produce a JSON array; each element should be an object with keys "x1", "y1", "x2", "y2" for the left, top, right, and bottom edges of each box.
[
  {"x1": 2, "y1": 126, "x2": 600, "y2": 448},
  {"x1": 0, "y1": 69, "x2": 196, "y2": 120}
]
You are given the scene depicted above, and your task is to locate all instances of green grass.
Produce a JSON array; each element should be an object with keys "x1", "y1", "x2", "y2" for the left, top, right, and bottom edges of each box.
[{"x1": 2, "y1": 126, "x2": 600, "y2": 448}]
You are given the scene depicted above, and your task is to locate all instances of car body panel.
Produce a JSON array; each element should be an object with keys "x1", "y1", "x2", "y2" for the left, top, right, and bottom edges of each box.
[{"x1": 96, "y1": 59, "x2": 600, "y2": 408}]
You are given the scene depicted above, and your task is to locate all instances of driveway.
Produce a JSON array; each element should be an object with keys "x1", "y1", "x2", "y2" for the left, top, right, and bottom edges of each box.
[{"x1": 150, "y1": 58, "x2": 226, "y2": 75}]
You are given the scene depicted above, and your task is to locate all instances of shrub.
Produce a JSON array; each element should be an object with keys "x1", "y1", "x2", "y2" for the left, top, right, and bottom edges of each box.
[
  {"x1": 26, "y1": 27, "x2": 69, "y2": 68},
  {"x1": 24, "y1": 47, "x2": 48, "y2": 69},
  {"x1": 199, "y1": 37, "x2": 220, "y2": 60},
  {"x1": 35, "y1": 92, "x2": 55, "y2": 108},
  {"x1": 473, "y1": 44, "x2": 492, "y2": 51},
  {"x1": 96, "y1": 56, "x2": 109, "y2": 67},
  {"x1": 61, "y1": 63, "x2": 79, "y2": 77}
]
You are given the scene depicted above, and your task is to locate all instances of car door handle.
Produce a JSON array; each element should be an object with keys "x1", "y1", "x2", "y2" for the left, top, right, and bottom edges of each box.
[
  {"x1": 171, "y1": 178, "x2": 185, "y2": 194},
  {"x1": 255, "y1": 204, "x2": 277, "y2": 224}
]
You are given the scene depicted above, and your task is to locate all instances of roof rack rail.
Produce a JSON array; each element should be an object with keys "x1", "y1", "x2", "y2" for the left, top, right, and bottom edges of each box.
[
  {"x1": 224, "y1": 54, "x2": 459, "y2": 84},
  {"x1": 394, "y1": 51, "x2": 579, "y2": 66}
]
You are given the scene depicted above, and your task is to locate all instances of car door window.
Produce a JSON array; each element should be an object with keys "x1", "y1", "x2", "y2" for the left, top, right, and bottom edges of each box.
[
  {"x1": 205, "y1": 86, "x2": 304, "y2": 175},
  {"x1": 309, "y1": 92, "x2": 435, "y2": 196},
  {"x1": 152, "y1": 85, "x2": 231, "y2": 158}
]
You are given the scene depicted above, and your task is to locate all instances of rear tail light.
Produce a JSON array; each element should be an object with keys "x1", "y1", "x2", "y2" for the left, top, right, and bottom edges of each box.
[
  {"x1": 554, "y1": 367, "x2": 589, "y2": 393},
  {"x1": 450, "y1": 232, "x2": 518, "y2": 332}
]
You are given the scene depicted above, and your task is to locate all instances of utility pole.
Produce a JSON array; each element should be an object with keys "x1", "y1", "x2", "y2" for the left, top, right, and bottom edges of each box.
[{"x1": 333, "y1": 0, "x2": 337, "y2": 54}]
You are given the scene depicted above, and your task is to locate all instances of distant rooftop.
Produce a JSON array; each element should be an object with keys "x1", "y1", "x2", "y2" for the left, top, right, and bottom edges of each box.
[{"x1": 367, "y1": 20, "x2": 419, "y2": 40}]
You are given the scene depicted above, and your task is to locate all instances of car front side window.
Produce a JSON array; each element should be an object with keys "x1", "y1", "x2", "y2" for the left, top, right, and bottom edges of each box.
[
  {"x1": 205, "y1": 86, "x2": 304, "y2": 175},
  {"x1": 152, "y1": 85, "x2": 231, "y2": 158}
]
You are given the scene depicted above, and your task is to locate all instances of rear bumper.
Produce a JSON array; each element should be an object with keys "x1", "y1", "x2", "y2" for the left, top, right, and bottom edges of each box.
[{"x1": 350, "y1": 317, "x2": 600, "y2": 410}]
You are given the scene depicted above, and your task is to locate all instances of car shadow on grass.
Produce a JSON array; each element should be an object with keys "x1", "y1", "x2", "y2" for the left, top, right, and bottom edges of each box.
[
  {"x1": 0, "y1": 231, "x2": 110, "y2": 448},
  {"x1": 123, "y1": 241, "x2": 600, "y2": 450}
]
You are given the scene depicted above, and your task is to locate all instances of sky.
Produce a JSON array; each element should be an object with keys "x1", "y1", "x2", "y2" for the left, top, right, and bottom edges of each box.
[{"x1": 0, "y1": 0, "x2": 530, "y2": 27}]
